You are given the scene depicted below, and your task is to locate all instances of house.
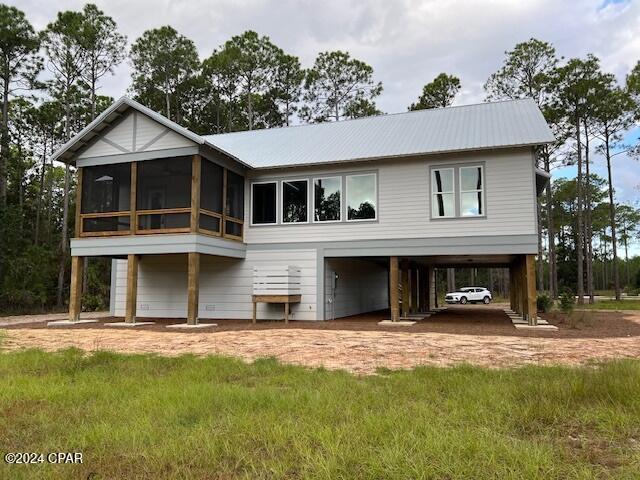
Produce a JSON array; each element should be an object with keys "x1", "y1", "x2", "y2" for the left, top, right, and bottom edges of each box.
[{"x1": 51, "y1": 97, "x2": 553, "y2": 327}]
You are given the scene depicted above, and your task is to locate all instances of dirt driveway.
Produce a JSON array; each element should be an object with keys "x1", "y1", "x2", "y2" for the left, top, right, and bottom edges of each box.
[{"x1": 2, "y1": 307, "x2": 640, "y2": 374}]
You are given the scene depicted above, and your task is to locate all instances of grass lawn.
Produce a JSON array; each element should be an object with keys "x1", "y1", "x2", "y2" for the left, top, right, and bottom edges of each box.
[
  {"x1": 0, "y1": 348, "x2": 639, "y2": 479},
  {"x1": 579, "y1": 300, "x2": 640, "y2": 311}
]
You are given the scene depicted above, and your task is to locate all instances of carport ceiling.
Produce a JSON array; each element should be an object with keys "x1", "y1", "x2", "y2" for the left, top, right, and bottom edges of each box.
[{"x1": 333, "y1": 255, "x2": 516, "y2": 269}]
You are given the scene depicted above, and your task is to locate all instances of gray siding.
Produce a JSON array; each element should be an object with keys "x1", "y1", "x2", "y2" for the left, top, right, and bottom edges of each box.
[
  {"x1": 113, "y1": 249, "x2": 319, "y2": 320},
  {"x1": 244, "y1": 148, "x2": 537, "y2": 244}
]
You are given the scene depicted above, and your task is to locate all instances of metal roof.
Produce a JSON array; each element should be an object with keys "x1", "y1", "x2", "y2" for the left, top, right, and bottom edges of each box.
[{"x1": 204, "y1": 98, "x2": 554, "y2": 169}]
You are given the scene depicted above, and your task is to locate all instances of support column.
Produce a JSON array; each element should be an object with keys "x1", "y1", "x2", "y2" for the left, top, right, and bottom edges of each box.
[
  {"x1": 125, "y1": 254, "x2": 138, "y2": 323},
  {"x1": 69, "y1": 256, "x2": 83, "y2": 321},
  {"x1": 410, "y1": 265, "x2": 418, "y2": 314},
  {"x1": 509, "y1": 263, "x2": 515, "y2": 311},
  {"x1": 419, "y1": 267, "x2": 427, "y2": 313},
  {"x1": 401, "y1": 259, "x2": 410, "y2": 318},
  {"x1": 187, "y1": 252, "x2": 200, "y2": 325},
  {"x1": 524, "y1": 254, "x2": 537, "y2": 325},
  {"x1": 389, "y1": 257, "x2": 400, "y2": 322},
  {"x1": 428, "y1": 268, "x2": 436, "y2": 310}
]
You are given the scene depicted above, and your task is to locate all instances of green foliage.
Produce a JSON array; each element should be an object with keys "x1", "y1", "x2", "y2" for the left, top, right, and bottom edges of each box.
[
  {"x1": 2, "y1": 351, "x2": 640, "y2": 478},
  {"x1": 559, "y1": 288, "x2": 575, "y2": 314},
  {"x1": 536, "y1": 293, "x2": 553, "y2": 313},
  {"x1": 410, "y1": 73, "x2": 461, "y2": 110},
  {"x1": 129, "y1": 25, "x2": 199, "y2": 123},
  {"x1": 0, "y1": 244, "x2": 57, "y2": 310},
  {"x1": 301, "y1": 50, "x2": 383, "y2": 122}
]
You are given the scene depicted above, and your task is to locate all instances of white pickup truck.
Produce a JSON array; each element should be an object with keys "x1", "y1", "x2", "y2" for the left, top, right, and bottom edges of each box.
[{"x1": 445, "y1": 287, "x2": 492, "y2": 305}]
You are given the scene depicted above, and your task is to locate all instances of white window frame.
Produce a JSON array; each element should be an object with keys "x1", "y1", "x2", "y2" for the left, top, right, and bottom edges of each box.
[
  {"x1": 459, "y1": 165, "x2": 484, "y2": 217},
  {"x1": 312, "y1": 175, "x2": 342, "y2": 223},
  {"x1": 250, "y1": 181, "x2": 278, "y2": 226},
  {"x1": 281, "y1": 178, "x2": 310, "y2": 224},
  {"x1": 431, "y1": 167, "x2": 455, "y2": 218},
  {"x1": 345, "y1": 173, "x2": 377, "y2": 222}
]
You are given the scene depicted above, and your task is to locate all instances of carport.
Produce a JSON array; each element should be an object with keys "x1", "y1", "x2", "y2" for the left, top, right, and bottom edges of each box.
[{"x1": 323, "y1": 254, "x2": 537, "y2": 325}]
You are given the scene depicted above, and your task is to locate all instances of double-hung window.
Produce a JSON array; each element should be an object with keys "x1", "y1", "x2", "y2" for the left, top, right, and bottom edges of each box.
[
  {"x1": 460, "y1": 166, "x2": 483, "y2": 216},
  {"x1": 431, "y1": 168, "x2": 455, "y2": 218}
]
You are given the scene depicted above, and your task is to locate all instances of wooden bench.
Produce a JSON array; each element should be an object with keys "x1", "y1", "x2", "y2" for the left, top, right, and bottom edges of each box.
[{"x1": 251, "y1": 294, "x2": 302, "y2": 324}]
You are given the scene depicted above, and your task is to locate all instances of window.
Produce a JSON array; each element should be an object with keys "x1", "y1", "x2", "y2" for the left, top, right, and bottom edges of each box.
[
  {"x1": 431, "y1": 168, "x2": 455, "y2": 218},
  {"x1": 282, "y1": 180, "x2": 308, "y2": 223},
  {"x1": 82, "y1": 163, "x2": 131, "y2": 214},
  {"x1": 252, "y1": 182, "x2": 277, "y2": 225},
  {"x1": 460, "y1": 166, "x2": 483, "y2": 216},
  {"x1": 314, "y1": 176, "x2": 341, "y2": 222},
  {"x1": 346, "y1": 173, "x2": 376, "y2": 221}
]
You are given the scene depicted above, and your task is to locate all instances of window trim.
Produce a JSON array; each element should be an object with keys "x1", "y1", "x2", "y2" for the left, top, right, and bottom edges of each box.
[
  {"x1": 430, "y1": 167, "x2": 456, "y2": 219},
  {"x1": 250, "y1": 180, "x2": 278, "y2": 226},
  {"x1": 281, "y1": 178, "x2": 310, "y2": 224},
  {"x1": 345, "y1": 172, "x2": 378, "y2": 222},
  {"x1": 312, "y1": 175, "x2": 343, "y2": 223},
  {"x1": 459, "y1": 165, "x2": 485, "y2": 217}
]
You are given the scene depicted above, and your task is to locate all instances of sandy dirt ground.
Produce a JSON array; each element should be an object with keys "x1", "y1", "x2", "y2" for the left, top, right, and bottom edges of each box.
[{"x1": 2, "y1": 307, "x2": 640, "y2": 374}]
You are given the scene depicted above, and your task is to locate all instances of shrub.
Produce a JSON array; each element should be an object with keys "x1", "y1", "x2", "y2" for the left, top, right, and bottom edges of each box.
[
  {"x1": 559, "y1": 288, "x2": 575, "y2": 314},
  {"x1": 82, "y1": 293, "x2": 106, "y2": 312},
  {"x1": 537, "y1": 293, "x2": 553, "y2": 313}
]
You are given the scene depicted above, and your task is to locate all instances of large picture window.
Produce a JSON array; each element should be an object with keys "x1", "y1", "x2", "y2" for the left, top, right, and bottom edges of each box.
[
  {"x1": 431, "y1": 168, "x2": 455, "y2": 218},
  {"x1": 252, "y1": 182, "x2": 277, "y2": 225},
  {"x1": 314, "y1": 176, "x2": 341, "y2": 222},
  {"x1": 282, "y1": 180, "x2": 308, "y2": 223},
  {"x1": 460, "y1": 166, "x2": 483, "y2": 216},
  {"x1": 346, "y1": 173, "x2": 376, "y2": 221}
]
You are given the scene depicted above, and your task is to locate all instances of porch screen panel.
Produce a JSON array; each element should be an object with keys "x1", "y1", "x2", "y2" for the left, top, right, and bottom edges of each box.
[
  {"x1": 81, "y1": 163, "x2": 131, "y2": 213},
  {"x1": 136, "y1": 157, "x2": 192, "y2": 210},
  {"x1": 136, "y1": 157, "x2": 192, "y2": 231},
  {"x1": 200, "y1": 159, "x2": 223, "y2": 213},
  {"x1": 225, "y1": 170, "x2": 245, "y2": 238}
]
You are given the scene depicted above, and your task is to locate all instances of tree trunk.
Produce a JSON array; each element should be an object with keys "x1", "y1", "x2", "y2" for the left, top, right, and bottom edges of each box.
[
  {"x1": 446, "y1": 268, "x2": 455, "y2": 292},
  {"x1": 544, "y1": 152, "x2": 558, "y2": 298},
  {"x1": 604, "y1": 129, "x2": 621, "y2": 300},
  {"x1": 583, "y1": 120, "x2": 594, "y2": 304},
  {"x1": 537, "y1": 198, "x2": 545, "y2": 291},
  {"x1": 56, "y1": 94, "x2": 72, "y2": 307},
  {"x1": 35, "y1": 143, "x2": 47, "y2": 246},
  {"x1": 575, "y1": 114, "x2": 584, "y2": 304},
  {"x1": 0, "y1": 73, "x2": 9, "y2": 209}
]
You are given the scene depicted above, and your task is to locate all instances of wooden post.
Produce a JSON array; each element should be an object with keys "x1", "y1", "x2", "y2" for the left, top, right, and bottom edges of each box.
[
  {"x1": 425, "y1": 267, "x2": 431, "y2": 312},
  {"x1": 252, "y1": 300, "x2": 257, "y2": 324},
  {"x1": 75, "y1": 168, "x2": 83, "y2": 238},
  {"x1": 190, "y1": 154, "x2": 201, "y2": 233},
  {"x1": 525, "y1": 254, "x2": 537, "y2": 325},
  {"x1": 130, "y1": 162, "x2": 137, "y2": 234},
  {"x1": 509, "y1": 263, "x2": 515, "y2": 311},
  {"x1": 187, "y1": 252, "x2": 200, "y2": 325},
  {"x1": 125, "y1": 254, "x2": 138, "y2": 323},
  {"x1": 410, "y1": 265, "x2": 418, "y2": 314},
  {"x1": 69, "y1": 256, "x2": 83, "y2": 321},
  {"x1": 284, "y1": 302, "x2": 289, "y2": 324},
  {"x1": 389, "y1": 256, "x2": 399, "y2": 322},
  {"x1": 401, "y1": 259, "x2": 410, "y2": 318},
  {"x1": 418, "y1": 267, "x2": 426, "y2": 312}
]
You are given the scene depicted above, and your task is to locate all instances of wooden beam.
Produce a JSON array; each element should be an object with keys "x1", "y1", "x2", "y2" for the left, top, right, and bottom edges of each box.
[
  {"x1": 419, "y1": 267, "x2": 427, "y2": 312},
  {"x1": 74, "y1": 168, "x2": 83, "y2": 238},
  {"x1": 187, "y1": 252, "x2": 200, "y2": 325},
  {"x1": 190, "y1": 154, "x2": 201, "y2": 233},
  {"x1": 410, "y1": 265, "x2": 418, "y2": 314},
  {"x1": 125, "y1": 254, "x2": 138, "y2": 323},
  {"x1": 525, "y1": 254, "x2": 537, "y2": 325},
  {"x1": 389, "y1": 256, "x2": 399, "y2": 322},
  {"x1": 130, "y1": 162, "x2": 137, "y2": 234},
  {"x1": 69, "y1": 256, "x2": 83, "y2": 321},
  {"x1": 401, "y1": 259, "x2": 410, "y2": 318}
]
